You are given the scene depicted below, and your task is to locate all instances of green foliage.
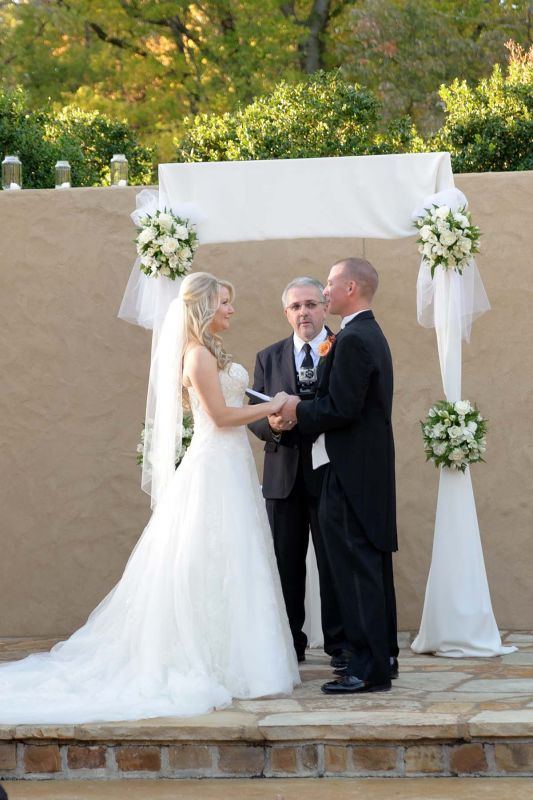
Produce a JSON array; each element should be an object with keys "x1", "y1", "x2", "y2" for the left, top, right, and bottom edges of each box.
[
  {"x1": 176, "y1": 72, "x2": 424, "y2": 162},
  {"x1": 431, "y1": 43, "x2": 533, "y2": 172},
  {"x1": 0, "y1": 89, "x2": 153, "y2": 188},
  {"x1": 1, "y1": 0, "x2": 530, "y2": 156},
  {"x1": 330, "y1": 0, "x2": 532, "y2": 132}
]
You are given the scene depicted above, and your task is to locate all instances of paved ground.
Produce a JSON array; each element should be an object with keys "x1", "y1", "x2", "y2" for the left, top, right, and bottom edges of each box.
[
  {"x1": 1, "y1": 631, "x2": 532, "y2": 739},
  {"x1": 2, "y1": 777, "x2": 533, "y2": 799}
]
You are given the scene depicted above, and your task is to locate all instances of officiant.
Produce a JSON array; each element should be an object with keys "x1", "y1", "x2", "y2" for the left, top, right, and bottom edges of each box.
[{"x1": 248, "y1": 277, "x2": 345, "y2": 663}]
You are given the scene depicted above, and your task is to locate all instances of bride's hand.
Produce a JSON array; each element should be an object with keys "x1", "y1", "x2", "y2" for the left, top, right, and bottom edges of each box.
[{"x1": 269, "y1": 391, "x2": 289, "y2": 414}]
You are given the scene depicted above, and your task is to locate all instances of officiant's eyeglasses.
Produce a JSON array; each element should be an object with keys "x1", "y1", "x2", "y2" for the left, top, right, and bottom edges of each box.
[{"x1": 286, "y1": 301, "x2": 326, "y2": 312}]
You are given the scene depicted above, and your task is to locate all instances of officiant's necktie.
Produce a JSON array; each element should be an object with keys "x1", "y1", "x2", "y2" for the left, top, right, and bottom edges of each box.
[{"x1": 302, "y1": 343, "x2": 314, "y2": 369}]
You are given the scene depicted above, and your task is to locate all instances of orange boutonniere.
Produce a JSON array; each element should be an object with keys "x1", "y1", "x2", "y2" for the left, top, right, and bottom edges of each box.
[{"x1": 318, "y1": 334, "x2": 336, "y2": 359}]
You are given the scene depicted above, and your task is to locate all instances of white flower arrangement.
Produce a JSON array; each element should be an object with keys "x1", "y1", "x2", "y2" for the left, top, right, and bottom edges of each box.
[
  {"x1": 414, "y1": 205, "x2": 481, "y2": 278},
  {"x1": 421, "y1": 400, "x2": 487, "y2": 472},
  {"x1": 135, "y1": 209, "x2": 198, "y2": 280},
  {"x1": 137, "y1": 415, "x2": 194, "y2": 468}
]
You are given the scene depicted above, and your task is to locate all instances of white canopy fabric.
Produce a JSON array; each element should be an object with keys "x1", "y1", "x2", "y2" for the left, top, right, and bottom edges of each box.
[
  {"x1": 123, "y1": 152, "x2": 509, "y2": 659},
  {"x1": 159, "y1": 152, "x2": 454, "y2": 243}
]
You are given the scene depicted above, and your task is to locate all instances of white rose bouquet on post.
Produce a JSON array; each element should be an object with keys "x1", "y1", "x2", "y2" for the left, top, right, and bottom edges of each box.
[
  {"x1": 135, "y1": 209, "x2": 198, "y2": 280},
  {"x1": 415, "y1": 205, "x2": 481, "y2": 278},
  {"x1": 421, "y1": 400, "x2": 487, "y2": 472},
  {"x1": 137, "y1": 415, "x2": 194, "y2": 469}
]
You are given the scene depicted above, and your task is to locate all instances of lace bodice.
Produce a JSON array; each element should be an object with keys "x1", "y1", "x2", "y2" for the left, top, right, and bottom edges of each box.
[{"x1": 186, "y1": 362, "x2": 250, "y2": 450}]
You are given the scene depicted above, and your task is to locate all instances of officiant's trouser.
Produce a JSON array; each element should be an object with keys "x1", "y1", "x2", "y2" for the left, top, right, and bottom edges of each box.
[
  {"x1": 266, "y1": 462, "x2": 345, "y2": 658},
  {"x1": 319, "y1": 467, "x2": 398, "y2": 685}
]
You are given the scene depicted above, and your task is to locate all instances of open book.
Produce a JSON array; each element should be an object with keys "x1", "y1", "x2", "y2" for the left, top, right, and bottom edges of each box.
[{"x1": 245, "y1": 388, "x2": 272, "y2": 403}]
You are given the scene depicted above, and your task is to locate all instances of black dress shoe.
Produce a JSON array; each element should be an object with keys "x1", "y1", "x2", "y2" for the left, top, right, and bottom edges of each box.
[
  {"x1": 334, "y1": 656, "x2": 399, "y2": 679},
  {"x1": 321, "y1": 675, "x2": 391, "y2": 694},
  {"x1": 329, "y1": 649, "x2": 351, "y2": 669}
]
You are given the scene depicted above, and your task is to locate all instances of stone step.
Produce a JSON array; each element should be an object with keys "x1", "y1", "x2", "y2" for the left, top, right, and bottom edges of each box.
[
  {"x1": 1, "y1": 636, "x2": 533, "y2": 780},
  {"x1": 3, "y1": 778, "x2": 533, "y2": 800}
]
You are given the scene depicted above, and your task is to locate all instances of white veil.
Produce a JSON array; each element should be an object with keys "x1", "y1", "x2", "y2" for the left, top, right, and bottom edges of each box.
[{"x1": 142, "y1": 289, "x2": 187, "y2": 508}]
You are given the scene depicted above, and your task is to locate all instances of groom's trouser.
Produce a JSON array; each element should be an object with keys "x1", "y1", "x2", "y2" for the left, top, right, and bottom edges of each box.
[
  {"x1": 266, "y1": 464, "x2": 345, "y2": 658},
  {"x1": 319, "y1": 467, "x2": 398, "y2": 685}
]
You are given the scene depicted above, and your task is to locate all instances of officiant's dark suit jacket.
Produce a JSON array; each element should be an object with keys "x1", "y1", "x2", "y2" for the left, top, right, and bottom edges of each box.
[
  {"x1": 247, "y1": 328, "x2": 344, "y2": 658},
  {"x1": 296, "y1": 311, "x2": 397, "y2": 553},
  {"x1": 248, "y1": 330, "x2": 332, "y2": 499}
]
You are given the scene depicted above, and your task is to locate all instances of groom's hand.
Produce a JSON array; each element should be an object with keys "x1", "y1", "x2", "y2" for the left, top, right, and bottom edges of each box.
[
  {"x1": 268, "y1": 414, "x2": 285, "y2": 433},
  {"x1": 279, "y1": 395, "x2": 301, "y2": 423}
]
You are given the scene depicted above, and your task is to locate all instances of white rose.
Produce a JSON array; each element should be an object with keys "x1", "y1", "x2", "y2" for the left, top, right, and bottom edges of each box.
[
  {"x1": 422, "y1": 242, "x2": 433, "y2": 257},
  {"x1": 169, "y1": 255, "x2": 179, "y2": 269},
  {"x1": 460, "y1": 238, "x2": 472, "y2": 252},
  {"x1": 467, "y1": 421, "x2": 477, "y2": 433},
  {"x1": 454, "y1": 213, "x2": 470, "y2": 227},
  {"x1": 441, "y1": 231, "x2": 457, "y2": 247},
  {"x1": 431, "y1": 423, "x2": 444, "y2": 438},
  {"x1": 157, "y1": 212, "x2": 174, "y2": 231},
  {"x1": 454, "y1": 400, "x2": 471, "y2": 416},
  {"x1": 161, "y1": 266, "x2": 171, "y2": 277},
  {"x1": 434, "y1": 205, "x2": 450, "y2": 219},
  {"x1": 180, "y1": 245, "x2": 192, "y2": 260},
  {"x1": 432, "y1": 443, "x2": 446, "y2": 456},
  {"x1": 419, "y1": 225, "x2": 432, "y2": 241},
  {"x1": 161, "y1": 237, "x2": 179, "y2": 255},
  {"x1": 449, "y1": 447, "x2": 464, "y2": 462},
  {"x1": 138, "y1": 227, "x2": 157, "y2": 244},
  {"x1": 432, "y1": 244, "x2": 444, "y2": 256},
  {"x1": 150, "y1": 262, "x2": 158, "y2": 273},
  {"x1": 174, "y1": 224, "x2": 189, "y2": 240},
  {"x1": 448, "y1": 425, "x2": 462, "y2": 439}
]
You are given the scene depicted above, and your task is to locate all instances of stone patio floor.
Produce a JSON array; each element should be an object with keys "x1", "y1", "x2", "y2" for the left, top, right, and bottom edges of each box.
[{"x1": 1, "y1": 631, "x2": 532, "y2": 781}]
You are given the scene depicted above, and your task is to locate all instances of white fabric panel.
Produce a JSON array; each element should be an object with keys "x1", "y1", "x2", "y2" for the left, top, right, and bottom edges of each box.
[
  {"x1": 159, "y1": 153, "x2": 454, "y2": 244},
  {"x1": 411, "y1": 268, "x2": 515, "y2": 658}
]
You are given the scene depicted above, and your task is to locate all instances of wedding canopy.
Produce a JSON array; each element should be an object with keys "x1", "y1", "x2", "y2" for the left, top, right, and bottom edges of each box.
[
  {"x1": 159, "y1": 152, "x2": 454, "y2": 243},
  {"x1": 129, "y1": 150, "x2": 509, "y2": 659}
]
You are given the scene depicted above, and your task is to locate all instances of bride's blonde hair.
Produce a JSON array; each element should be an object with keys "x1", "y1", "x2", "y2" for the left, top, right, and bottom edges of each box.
[{"x1": 181, "y1": 271, "x2": 234, "y2": 370}]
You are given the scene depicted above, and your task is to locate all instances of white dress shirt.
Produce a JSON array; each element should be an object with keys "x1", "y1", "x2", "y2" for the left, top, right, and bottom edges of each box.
[
  {"x1": 293, "y1": 327, "x2": 328, "y2": 369},
  {"x1": 340, "y1": 308, "x2": 371, "y2": 329}
]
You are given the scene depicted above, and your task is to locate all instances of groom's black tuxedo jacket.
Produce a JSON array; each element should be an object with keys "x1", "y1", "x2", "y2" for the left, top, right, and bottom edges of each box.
[
  {"x1": 296, "y1": 311, "x2": 397, "y2": 553},
  {"x1": 248, "y1": 330, "x2": 332, "y2": 499}
]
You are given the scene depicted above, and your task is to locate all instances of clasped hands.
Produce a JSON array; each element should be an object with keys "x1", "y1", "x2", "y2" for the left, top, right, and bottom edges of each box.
[{"x1": 268, "y1": 392, "x2": 301, "y2": 433}]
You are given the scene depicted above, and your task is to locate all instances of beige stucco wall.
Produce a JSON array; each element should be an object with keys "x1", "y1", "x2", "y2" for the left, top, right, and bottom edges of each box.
[{"x1": 0, "y1": 171, "x2": 531, "y2": 637}]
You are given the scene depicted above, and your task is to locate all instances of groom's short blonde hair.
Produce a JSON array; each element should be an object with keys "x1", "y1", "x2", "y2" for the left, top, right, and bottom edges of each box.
[{"x1": 333, "y1": 258, "x2": 379, "y2": 300}]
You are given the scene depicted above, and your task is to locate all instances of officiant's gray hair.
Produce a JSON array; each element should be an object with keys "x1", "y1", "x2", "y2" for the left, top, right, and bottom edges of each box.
[{"x1": 281, "y1": 277, "x2": 325, "y2": 307}]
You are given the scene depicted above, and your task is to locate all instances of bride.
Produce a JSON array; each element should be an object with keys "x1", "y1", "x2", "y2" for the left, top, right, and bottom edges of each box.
[{"x1": 0, "y1": 272, "x2": 300, "y2": 723}]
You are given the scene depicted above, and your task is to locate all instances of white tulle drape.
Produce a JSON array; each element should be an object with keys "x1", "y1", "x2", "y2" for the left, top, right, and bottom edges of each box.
[
  {"x1": 411, "y1": 191, "x2": 515, "y2": 658},
  {"x1": 118, "y1": 189, "x2": 205, "y2": 331}
]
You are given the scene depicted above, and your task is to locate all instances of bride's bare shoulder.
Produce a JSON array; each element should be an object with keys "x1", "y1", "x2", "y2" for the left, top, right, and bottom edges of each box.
[{"x1": 183, "y1": 345, "x2": 217, "y2": 385}]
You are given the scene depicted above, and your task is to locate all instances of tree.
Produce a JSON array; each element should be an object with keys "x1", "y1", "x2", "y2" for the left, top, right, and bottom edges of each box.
[
  {"x1": 1, "y1": 0, "x2": 531, "y2": 158},
  {"x1": 431, "y1": 41, "x2": 533, "y2": 172},
  {"x1": 1, "y1": 0, "x2": 532, "y2": 162},
  {"x1": 0, "y1": 89, "x2": 153, "y2": 188},
  {"x1": 176, "y1": 71, "x2": 423, "y2": 161},
  {"x1": 328, "y1": 0, "x2": 533, "y2": 132}
]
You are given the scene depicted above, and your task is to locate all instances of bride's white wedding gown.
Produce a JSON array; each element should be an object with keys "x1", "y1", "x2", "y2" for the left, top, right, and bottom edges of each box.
[{"x1": 0, "y1": 363, "x2": 300, "y2": 723}]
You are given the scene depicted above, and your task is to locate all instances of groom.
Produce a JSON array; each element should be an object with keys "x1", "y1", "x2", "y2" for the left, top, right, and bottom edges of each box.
[{"x1": 280, "y1": 258, "x2": 399, "y2": 693}]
